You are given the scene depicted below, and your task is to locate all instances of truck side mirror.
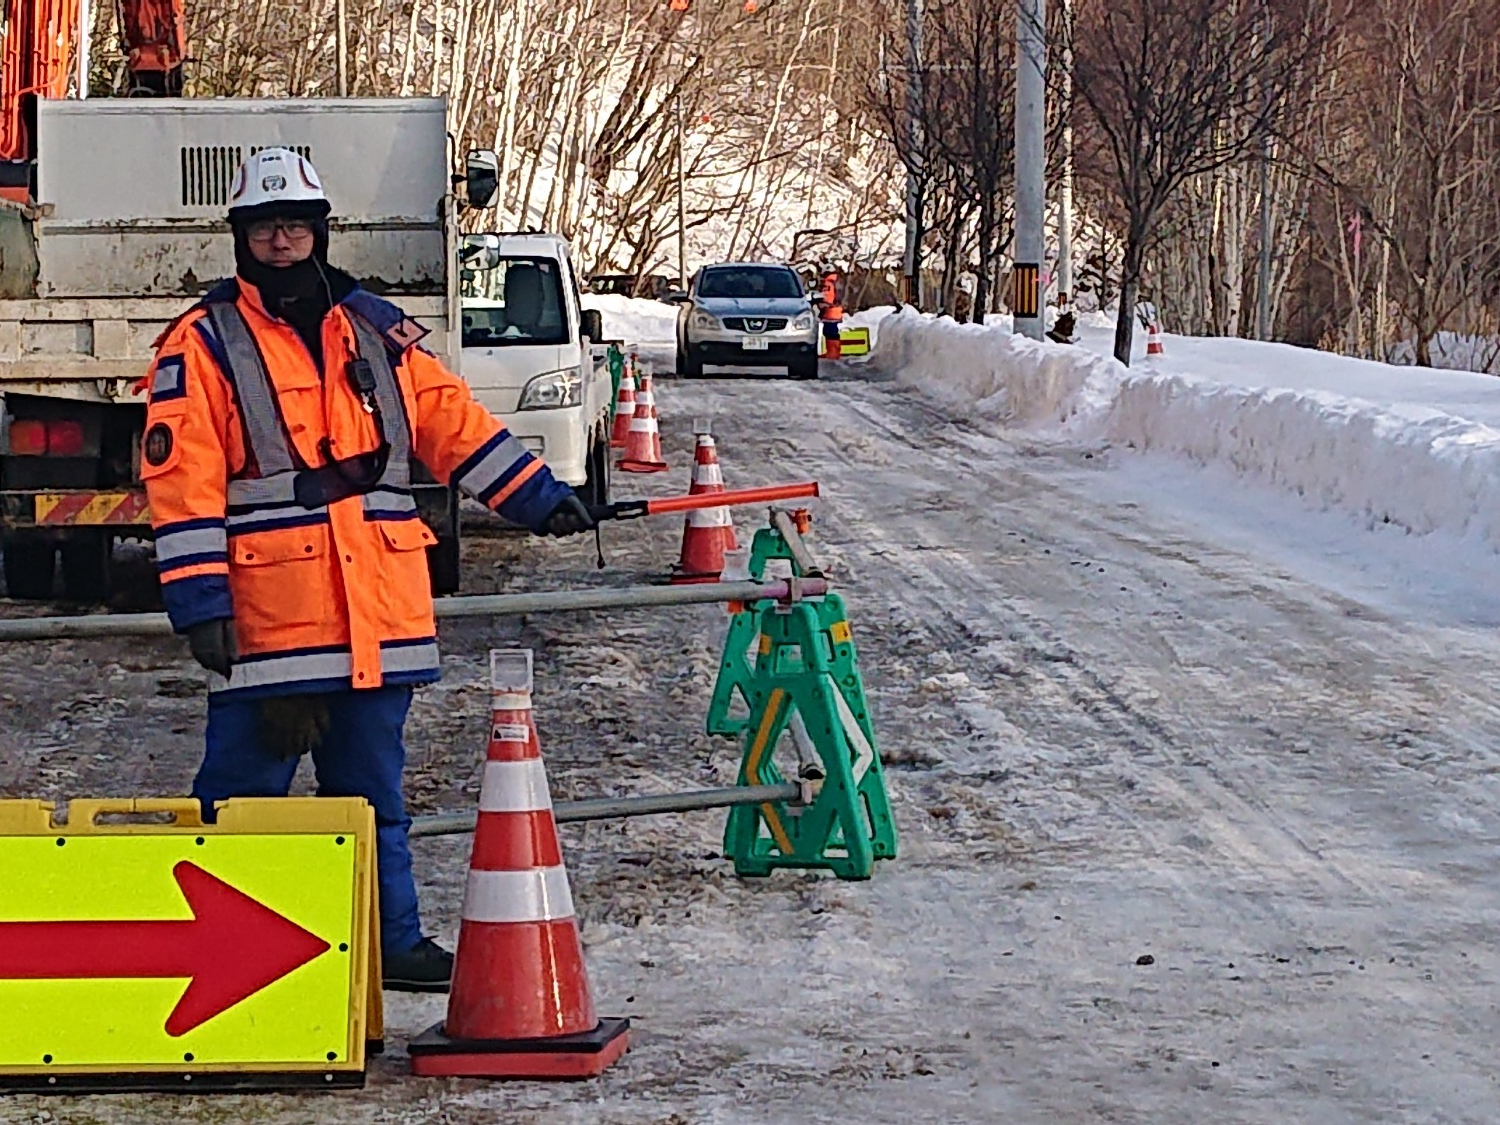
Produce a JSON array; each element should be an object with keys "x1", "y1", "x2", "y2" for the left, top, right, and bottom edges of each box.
[
  {"x1": 580, "y1": 308, "x2": 604, "y2": 341},
  {"x1": 465, "y1": 149, "x2": 499, "y2": 209}
]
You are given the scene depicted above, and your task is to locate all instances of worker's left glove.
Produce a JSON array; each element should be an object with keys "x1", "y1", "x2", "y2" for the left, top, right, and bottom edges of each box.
[
  {"x1": 257, "y1": 695, "x2": 332, "y2": 760},
  {"x1": 541, "y1": 494, "x2": 597, "y2": 537}
]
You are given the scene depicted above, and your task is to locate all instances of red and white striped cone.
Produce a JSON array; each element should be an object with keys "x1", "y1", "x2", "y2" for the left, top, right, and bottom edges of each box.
[
  {"x1": 1146, "y1": 322, "x2": 1165, "y2": 357},
  {"x1": 409, "y1": 650, "x2": 629, "y2": 1079},
  {"x1": 616, "y1": 371, "x2": 668, "y2": 473},
  {"x1": 672, "y1": 418, "x2": 738, "y2": 584},
  {"x1": 640, "y1": 369, "x2": 668, "y2": 465},
  {"x1": 610, "y1": 364, "x2": 636, "y2": 449}
]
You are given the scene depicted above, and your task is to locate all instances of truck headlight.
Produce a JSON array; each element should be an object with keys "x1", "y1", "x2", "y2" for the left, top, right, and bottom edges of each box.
[
  {"x1": 791, "y1": 311, "x2": 816, "y2": 331},
  {"x1": 691, "y1": 310, "x2": 720, "y2": 330},
  {"x1": 518, "y1": 367, "x2": 582, "y2": 410}
]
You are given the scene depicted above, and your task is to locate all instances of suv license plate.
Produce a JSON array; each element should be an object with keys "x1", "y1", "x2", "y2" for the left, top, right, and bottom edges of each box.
[{"x1": 741, "y1": 336, "x2": 770, "y2": 351}]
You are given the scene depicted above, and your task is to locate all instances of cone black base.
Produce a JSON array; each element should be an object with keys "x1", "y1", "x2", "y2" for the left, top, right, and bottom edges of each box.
[{"x1": 409, "y1": 1017, "x2": 630, "y2": 1079}]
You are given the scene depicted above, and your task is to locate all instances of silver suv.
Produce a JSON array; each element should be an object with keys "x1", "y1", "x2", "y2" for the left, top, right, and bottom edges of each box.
[{"x1": 671, "y1": 262, "x2": 820, "y2": 379}]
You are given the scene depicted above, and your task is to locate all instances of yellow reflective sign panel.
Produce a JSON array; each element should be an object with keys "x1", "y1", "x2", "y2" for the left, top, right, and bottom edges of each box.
[{"x1": 0, "y1": 834, "x2": 358, "y2": 1069}]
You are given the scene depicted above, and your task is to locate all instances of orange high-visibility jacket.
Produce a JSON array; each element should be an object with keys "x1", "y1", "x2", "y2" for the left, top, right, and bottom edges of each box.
[
  {"x1": 142, "y1": 277, "x2": 573, "y2": 700},
  {"x1": 818, "y1": 274, "x2": 843, "y2": 322}
]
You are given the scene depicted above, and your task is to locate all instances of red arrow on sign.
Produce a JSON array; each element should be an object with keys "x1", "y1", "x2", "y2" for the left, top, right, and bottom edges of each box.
[{"x1": 0, "y1": 860, "x2": 330, "y2": 1036}]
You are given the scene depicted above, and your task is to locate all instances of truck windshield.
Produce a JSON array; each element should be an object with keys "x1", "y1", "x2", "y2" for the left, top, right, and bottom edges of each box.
[
  {"x1": 460, "y1": 257, "x2": 569, "y2": 347},
  {"x1": 697, "y1": 267, "x2": 803, "y2": 299}
]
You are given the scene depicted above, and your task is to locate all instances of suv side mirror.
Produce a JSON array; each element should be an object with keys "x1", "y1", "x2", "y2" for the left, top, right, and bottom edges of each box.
[
  {"x1": 465, "y1": 149, "x2": 499, "y2": 209},
  {"x1": 580, "y1": 308, "x2": 604, "y2": 341}
]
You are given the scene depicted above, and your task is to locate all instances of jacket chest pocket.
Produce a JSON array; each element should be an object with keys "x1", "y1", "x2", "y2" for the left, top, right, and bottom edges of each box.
[
  {"x1": 379, "y1": 520, "x2": 437, "y2": 553},
  {"x1": 232, "y1": 529, "x2": 328, "y2": 567}
]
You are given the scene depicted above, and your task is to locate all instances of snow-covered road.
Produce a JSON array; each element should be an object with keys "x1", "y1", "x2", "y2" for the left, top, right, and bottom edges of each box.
[
  {"x1": 663, "y1": 370, "x2": 1500, "y2": 1122},
  {"x1": 5, "y1": 370, "x2": 1498, "y2": 1123}
]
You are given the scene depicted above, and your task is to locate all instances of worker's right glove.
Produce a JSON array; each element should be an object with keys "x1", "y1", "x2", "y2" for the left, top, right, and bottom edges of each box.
[
  {"x1": 185, "y1": 619, "x2": 238, "y2": 679},
  {"x1": 541, "y1": 494, "x2": 597, "y2": 537}
]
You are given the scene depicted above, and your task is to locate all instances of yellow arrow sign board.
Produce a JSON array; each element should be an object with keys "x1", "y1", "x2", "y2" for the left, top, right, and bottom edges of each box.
[
  {"x1": 0, "y1": 798, "x2": 376, "y2": 1091},
  {"x1": 838, "y1": 326, "x2": 871, "y2": 356}
]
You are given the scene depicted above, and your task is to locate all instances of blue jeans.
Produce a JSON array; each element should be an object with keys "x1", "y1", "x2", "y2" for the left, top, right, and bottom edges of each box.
[{"x1": 193, "y1": 686, "x2": 423, "y2": 955}]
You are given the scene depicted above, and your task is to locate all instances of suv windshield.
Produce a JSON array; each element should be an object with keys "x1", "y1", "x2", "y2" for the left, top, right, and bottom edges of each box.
[
  {"x1": 460, "y1": 257, "x2": 569, "y2": 347},
  {"x1": 697, "y1": 266, "x2": 803, "y2": 300}
]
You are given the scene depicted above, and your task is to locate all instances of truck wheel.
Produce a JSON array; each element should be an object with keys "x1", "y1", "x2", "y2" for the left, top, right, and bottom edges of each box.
[
  {"x1": 577, "y1": 428, "x2": 611, "y2": 507},
  {"x1": 60, "y1": 532, "x2": 114, "y2": 602},
  {"x1": 3, "y1": 535, "x2": 57, "y2": 600},
  {"x1": 426, "y1": 535, "x2": 462, "y2": 597}
]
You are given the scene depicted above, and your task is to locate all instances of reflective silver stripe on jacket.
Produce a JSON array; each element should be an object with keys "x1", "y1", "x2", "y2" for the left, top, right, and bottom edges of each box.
[
  {"x1": 154, "y1": 524, "x2": 228, "y2": 564},
  {"x1": 204, "y1": 301, "x2": 416, "y2": 527},
  {"x1": 456, "y1": 431, "x2": 531, "y2": 497},
  {"x1": 208, "y1": 640, "x2": 441, "y2": 693}
]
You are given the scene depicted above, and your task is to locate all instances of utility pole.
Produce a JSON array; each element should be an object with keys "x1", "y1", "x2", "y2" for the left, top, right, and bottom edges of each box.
[
  {"x1": 336, "y1": 0, "x2": 350, "y2": 96},
  {"x1": 1255, "y1": 0, "x2": 1272, "y2": 339},
  {"x1": 1013, "y1": 0, "x2": 1047, "y2": 340},
  {"x1": 676, "y1": 93, "x2": 688, "y2": 286},
  {"x1": 901, "y1": 0, "x2": 925, "y2": 308},
  {"x1": 77, "y1": 0, "x2": 91, "y2": 99},
  {"x1": 1057, "y1": 0, "x2": 1073, "y2": 311}
]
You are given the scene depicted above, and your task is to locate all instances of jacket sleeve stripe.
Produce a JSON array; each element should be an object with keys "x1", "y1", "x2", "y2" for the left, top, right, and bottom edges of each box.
[
  {"x1": 155, "y1": 524, "x2": 228, "y2": 565},
  {"x1": 482, "y1": 458, "x2": 543, "y2": 507},
  {"x1": 161, "y1": 559, "x2": 231, "y2": 582},
  {"x1": 454, "y1": 430, "x2": 530, "y2": 495},
  {"x1": 158, "y1": 551, "x2": 230, "y2": 575}
]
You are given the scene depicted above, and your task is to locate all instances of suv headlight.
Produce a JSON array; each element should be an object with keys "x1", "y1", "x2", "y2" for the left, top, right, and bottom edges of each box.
[
  {"x1": 691, "y1": 309, "x2": 720, "y2": 330},
  {"x1": 518, "y1": 367, "x2": 582, "y2": 410},
  {"x1": 791, "y1": 311, "x2": 816, "y2": 331}
]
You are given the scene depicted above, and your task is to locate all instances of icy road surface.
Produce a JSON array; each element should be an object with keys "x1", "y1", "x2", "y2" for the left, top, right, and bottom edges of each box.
[{"x1": 3, "y1": 371, "x2": 1498, "y2": 1124}]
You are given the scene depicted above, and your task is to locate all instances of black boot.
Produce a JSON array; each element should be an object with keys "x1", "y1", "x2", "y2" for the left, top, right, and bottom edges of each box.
[{"x1": 383, "y1": 937, "x2": 453, "y2": 993}]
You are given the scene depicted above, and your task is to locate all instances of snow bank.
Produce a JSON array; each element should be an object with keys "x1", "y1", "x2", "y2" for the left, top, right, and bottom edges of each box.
[
  {"x1": 581, "y1": 294, "x2": 678, "y2": 346},
  {"x1": 868, "y1": 308, "x2": 1500, "y2": 552}
]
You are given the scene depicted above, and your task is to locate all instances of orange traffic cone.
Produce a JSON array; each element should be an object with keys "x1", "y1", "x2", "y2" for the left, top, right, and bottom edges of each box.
[
  {"x1": 672, "y1": 419, "x2": 737, "y2": 584},
  {"x1": 610, "y1": 363, "x2": 636, "y2": 449},
  {"x1": 1146, "y1": 322, "x2": 1165, "y2": 357},
  {"x1": 409, "y1": 650, "x2": 629, "y2": 1079},
  {"x1": 618, "y1": 371, "x2": 667, "y2": 473}
]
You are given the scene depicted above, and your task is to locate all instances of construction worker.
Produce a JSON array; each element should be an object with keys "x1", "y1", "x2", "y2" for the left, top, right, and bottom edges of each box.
[
  {"x1": 140, "y1": 148, "x2": 595, "y2": 992},
  {"x1": 815, "y1": 265, "x2": 844, "y2": 361}
]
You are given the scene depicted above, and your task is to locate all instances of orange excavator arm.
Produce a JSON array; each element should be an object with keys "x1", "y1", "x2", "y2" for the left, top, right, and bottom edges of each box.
[{"x1": 0, "y1": 0, "x2": 81, "y2": 164}]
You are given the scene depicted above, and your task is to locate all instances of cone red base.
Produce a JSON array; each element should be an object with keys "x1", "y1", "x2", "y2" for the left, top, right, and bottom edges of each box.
[
  {"x1": 409, "y1": 1017, "x2": 630, "y2": 1079},
  {"x1": 669, "y1": 569, "x2": 722, "y2": 585},
  {"x1": 617, "y1": 458, "x2": 668, "y2": 473}
]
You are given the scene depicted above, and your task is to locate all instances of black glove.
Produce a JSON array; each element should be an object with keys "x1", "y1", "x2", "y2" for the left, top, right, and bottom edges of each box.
[
  {"x1": 542, "y1": 494, "x2": 597, "y2": 537},
  {"x1": 257, "y1": 695, "x2": 332, "y2": 760},
  {"x1": 185, "y1": 619, "x2": 237, "y2": 679}
]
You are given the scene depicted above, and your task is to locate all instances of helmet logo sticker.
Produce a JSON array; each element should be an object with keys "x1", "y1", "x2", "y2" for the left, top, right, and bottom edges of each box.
[{"x1": 262, "y1": 174, "x2": 287, "y2": 192}]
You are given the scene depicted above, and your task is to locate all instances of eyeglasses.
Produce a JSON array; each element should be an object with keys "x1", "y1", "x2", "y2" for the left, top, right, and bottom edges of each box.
[{"x1": 245, "y1": 219, "x2": 315, "y2": 242}]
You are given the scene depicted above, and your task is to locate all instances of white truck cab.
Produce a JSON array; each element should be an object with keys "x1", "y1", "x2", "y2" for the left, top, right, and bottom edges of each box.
[{"x1": 458, "y1": 233, "x2": 612, "y2": 505}]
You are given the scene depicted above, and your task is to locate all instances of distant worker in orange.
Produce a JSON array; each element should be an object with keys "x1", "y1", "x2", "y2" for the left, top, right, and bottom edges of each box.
[
  {"x1": 140, "y1": 148, "x2": 595, "y2": 993},
  {"x1": 815, "y1": 265, "x2": 844, "y2": 361}
]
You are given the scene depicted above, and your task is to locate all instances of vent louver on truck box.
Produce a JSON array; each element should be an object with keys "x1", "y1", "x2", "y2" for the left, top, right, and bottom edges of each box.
[{"x1": 179, "y1": 145, "x2": 314, "y2": 208}]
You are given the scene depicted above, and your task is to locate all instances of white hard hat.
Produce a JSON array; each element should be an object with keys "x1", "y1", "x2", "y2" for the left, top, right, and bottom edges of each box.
[{"x1": 227, "y1": 147, "x2": 330, "y2": 217}]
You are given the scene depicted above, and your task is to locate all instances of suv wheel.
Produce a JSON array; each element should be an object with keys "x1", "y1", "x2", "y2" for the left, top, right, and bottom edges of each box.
[{"x1": 791, "y1": 355, "x2": 820, "y2": 381}]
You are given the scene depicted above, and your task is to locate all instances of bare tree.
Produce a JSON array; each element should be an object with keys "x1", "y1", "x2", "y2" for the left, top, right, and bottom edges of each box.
[{"x1": 1070, "y1": 0, "x2": 1329, "y2": 363}]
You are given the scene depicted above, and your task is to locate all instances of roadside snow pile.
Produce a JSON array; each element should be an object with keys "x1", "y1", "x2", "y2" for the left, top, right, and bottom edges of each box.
[
  {"x1": 870, "y1": 308, "x2": 1500, "y2": 552},
  {"x1": 581, "y1": 294, "x2": 678, "y2": 346}
]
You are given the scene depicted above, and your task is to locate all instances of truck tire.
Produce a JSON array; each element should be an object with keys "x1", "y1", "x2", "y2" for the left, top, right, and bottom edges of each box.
[
  {"x1": 576, "y1": 427, "x2": 611, "y2": 507},
  {"x1": 61, "y1": 532, "x2": 114, "y2": 603},
  {"x1": 3, "y1": 535, "x2": 57, "y2": 600},
  {"x1": 426, "y1": 534, "x2": 462, "y2": 597}
]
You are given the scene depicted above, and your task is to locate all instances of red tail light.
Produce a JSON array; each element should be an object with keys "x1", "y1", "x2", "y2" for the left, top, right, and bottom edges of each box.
[
  {"x1": 45, "y1": 421, "x2": 85, "y2": 456},
  {"x1": 7, "y1": 419, "x2": 86, "y2": 456},
  {"x1": 8, "y1": 420, "x2": 46, "y2": 456}
]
